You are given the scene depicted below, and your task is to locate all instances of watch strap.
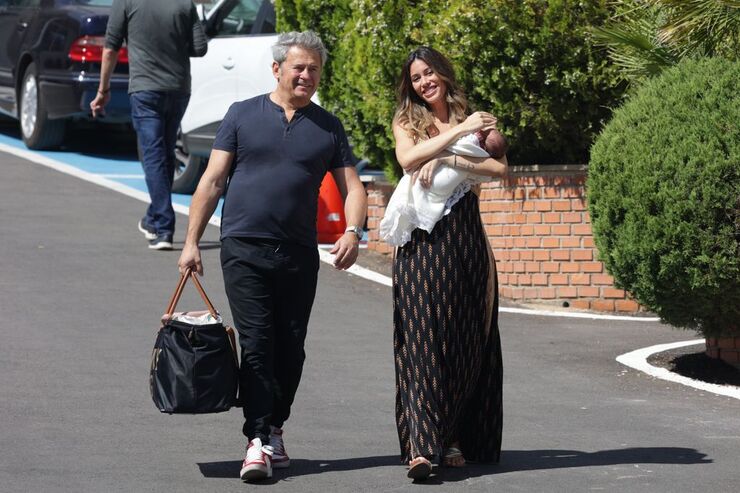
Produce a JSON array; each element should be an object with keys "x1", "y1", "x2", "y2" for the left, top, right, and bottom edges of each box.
[{"x1": 345, "y1": 226, "x2": 363, "y2": 240}]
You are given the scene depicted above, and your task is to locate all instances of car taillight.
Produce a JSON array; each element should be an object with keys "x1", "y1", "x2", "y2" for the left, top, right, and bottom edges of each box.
[{"x1": 68, "y1": 36, "x2": 128, "y2": 64}]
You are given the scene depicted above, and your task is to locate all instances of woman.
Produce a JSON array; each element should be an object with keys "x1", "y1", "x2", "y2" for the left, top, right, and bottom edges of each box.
[{"x1": 391, "y1": 46, "x2": 507, "y2": 480}]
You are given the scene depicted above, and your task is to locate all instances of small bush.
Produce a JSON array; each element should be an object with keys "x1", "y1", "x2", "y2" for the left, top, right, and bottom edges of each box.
[
  {"x1": 588, "y1": 57, "x2": 740, "y2": 336},
  {"x1": 277, "y1": 0, "x2": 625, "y2": 181}
]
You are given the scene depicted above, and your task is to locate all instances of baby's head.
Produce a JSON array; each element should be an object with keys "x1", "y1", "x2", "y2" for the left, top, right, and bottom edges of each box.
[{"x1": 476, "y1": 129, "x2": 508, "y2": 159}]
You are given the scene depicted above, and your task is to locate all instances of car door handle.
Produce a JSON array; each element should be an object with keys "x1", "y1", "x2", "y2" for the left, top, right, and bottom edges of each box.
[
  {"x1": 222, "y1": 57, "x2": 235, "y2": 70},
  {"x1": 17, "y1": 22, "x2": 28, "y2": 31}
]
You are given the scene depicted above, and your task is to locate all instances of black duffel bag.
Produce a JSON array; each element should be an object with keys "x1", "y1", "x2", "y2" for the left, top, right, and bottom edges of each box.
[{"x1": 150, "y1": 268, "x2": 239, "y2": 414}]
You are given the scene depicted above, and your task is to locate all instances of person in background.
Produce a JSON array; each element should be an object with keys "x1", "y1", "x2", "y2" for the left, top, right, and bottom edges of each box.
[
  {"x1": 391, "y1": 46, "x2": 507, "y2": 481},
  {"x1": 91, "y1": 0, "x2": 207, "y2": 250},
  {"x1": 177, "y1": 31, "x2": 367, "y2": 482}
]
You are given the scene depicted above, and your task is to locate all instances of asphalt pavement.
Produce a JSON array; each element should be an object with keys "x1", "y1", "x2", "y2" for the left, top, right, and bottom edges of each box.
[{"x1": 1, "y1": 151, "x2": 739, "y2": 492}]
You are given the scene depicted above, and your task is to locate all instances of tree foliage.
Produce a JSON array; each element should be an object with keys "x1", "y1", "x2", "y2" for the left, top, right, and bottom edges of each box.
[
  {"x1": 593, "y1": 0, "x2": 740, "y2": 84},
  {"x1": 588, "y1": 57, "x2": 740, "y2": 336},
  {"x1": 276, "y1": 0, "x2": 625, "y2": 180}
]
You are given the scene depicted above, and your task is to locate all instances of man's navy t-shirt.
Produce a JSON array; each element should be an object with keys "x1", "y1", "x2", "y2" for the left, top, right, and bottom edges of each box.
[{"x1": 213, "y1": 94, "x2": 354, "y2": 247}]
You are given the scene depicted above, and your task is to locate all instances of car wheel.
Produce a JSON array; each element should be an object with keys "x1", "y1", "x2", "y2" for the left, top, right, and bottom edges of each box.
[
  {"x1": 172, "y1": 132, "x2": 207, "y2": 194},
  {"x1": 19, "y1": 63, "x2": 66, "y2": 149}
]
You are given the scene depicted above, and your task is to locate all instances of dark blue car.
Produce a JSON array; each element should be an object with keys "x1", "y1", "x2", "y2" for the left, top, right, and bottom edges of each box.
[{"x1": 0, "y1": 0, "x2": 130, "y2": 149}]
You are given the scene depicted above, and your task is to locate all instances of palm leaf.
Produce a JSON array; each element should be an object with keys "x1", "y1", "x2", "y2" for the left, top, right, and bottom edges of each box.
[
  {"x1": 593, "y1": 9, "x2": 680, "y2": 82},
  {"x1": 651, "y1": 0, "x2": 740, "y2": 57}
]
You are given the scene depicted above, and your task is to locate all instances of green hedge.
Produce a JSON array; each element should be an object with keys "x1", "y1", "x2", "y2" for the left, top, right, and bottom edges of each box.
[
  {"x1": 588, "y1": 57, "x2": 740, "y2": 337},
  {"x1": 276, "y1": 0, "x2": 625, "y2": 181}
]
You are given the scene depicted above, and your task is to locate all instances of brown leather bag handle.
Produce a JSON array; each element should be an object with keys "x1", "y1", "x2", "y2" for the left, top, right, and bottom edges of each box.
[
  {"x1": 165, "y1": 270, "x2": 189, "y2": 316},
  {"x1": 164, "y1": 268, "x2": 218, "y2": 319}
]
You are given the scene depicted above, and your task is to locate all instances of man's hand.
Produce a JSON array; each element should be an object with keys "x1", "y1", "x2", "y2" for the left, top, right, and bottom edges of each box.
[
  {"x1": 178, "y1": 242, "x2": 203, "y2": 275},
  {"x1": 330, "y1": 232, "x2": 359, "y2": 270},
  {"x1": 90, "y1": 91, "x2": 110, "y2": 118},
  {"x1": 91, "y1": 47, "x2": 119, "y2": 118}
]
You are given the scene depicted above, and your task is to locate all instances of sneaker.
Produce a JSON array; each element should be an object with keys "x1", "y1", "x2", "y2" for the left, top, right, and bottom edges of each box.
[
  {"x1": 269, "y1": 426, "x2": 290, "y2": 469},
  {"x1": 148, "y1": 234, "x2": 173, "y2": 250},
  {"x1": 240, "y1": 438, "x2": 273, "y2": 482},
  {"x1": 137, "y1": 218, "x2": 157, "y2": 240}
]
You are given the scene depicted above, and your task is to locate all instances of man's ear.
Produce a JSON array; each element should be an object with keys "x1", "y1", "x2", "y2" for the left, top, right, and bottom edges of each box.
[{"x1": 272, "y1": 61, "x2": 281, "y2": 81}]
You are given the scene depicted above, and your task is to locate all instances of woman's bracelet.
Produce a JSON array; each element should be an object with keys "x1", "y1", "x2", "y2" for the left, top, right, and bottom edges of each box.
[{"x1": 97, "y1": 87, "x2": 110, "y2": 95}]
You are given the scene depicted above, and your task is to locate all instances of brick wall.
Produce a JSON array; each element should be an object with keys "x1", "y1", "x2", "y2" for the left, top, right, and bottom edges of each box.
[
  {"x1": 366, "y1": 180, "x2": 397, "y2": 256},
  {"x1": 365, "y1": 165, "x2": 643, "y2": 313},
  {"x1": 705, "y1": 337, "x2": 740, "y2": 369}
]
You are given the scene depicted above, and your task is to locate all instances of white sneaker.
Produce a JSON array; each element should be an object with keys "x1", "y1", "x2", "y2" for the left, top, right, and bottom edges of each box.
[
  {"x1": 240, "y1": 438, "x2": 273, "y2": 482},
  {"x1": 269, "y1": 426, "x2": 290, "y2": 469}
]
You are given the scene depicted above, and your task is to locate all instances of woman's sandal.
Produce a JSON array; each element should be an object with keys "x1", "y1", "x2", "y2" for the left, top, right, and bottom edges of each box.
[
  {"x1": 407, "y1": 456, "x2": 433, "y2": 480},
  {"x1": 443, "y1": 446, "x2": 466, "y2": 468}
]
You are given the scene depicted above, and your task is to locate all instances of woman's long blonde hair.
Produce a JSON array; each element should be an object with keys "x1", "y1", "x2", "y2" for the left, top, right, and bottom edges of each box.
[{"x1": 393, "y1": 47, "x2": 469, "y2": 142}]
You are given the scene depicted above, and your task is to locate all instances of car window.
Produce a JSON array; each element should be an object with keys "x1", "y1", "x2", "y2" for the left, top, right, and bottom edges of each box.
[
  {"x1": 73, "y1": 1, "x2": 115, "y2": 5},
  {"x1": 203, "y1": 0, "x2": 267, "y2": 37},
  {"x1": 11, "y1": 0, "x2": 41, "y2": 7},
  {"x1": 59, "y1": 0, "x2": 114, "y2": 5}
]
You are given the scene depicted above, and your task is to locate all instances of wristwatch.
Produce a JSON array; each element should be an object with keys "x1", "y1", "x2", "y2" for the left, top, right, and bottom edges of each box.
[{"x1": 345, "y1": 225, "x2": 363, "y2": 241}]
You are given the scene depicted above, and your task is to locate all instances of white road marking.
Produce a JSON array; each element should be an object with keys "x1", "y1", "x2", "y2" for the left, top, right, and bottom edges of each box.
[
  {"x1": 0, "y1": 143, "x2": 215, "y2": 225},
  {"x1": 616, "y1": 339, "x2": 740, "y2": 400},
  {"x1": 318, "y1": 249, "x2": 393, "y2": 286},
  {"x1": 100, "y1": 173, "x2": 145, "y2": 179},
  {"x1": 496, "y1": 306, "x2": 659, "y2": 321},
  {"x1": 319, "y1": 247, "x2": 661, "y2": 322}
]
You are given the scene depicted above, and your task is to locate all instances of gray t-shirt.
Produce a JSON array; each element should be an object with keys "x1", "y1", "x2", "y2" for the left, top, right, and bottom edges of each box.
[{"x1": 105, "y1": 0, "x2": 207, "y2": 94}]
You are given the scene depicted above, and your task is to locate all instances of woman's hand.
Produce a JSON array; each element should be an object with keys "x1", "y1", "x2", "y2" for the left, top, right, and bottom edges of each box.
[
  {"x1": 461, "y1": 111, "x2": 498, "y2": 134},
  {"x1": 417, "y1": 159, "x2": 442, "y2": 189}
]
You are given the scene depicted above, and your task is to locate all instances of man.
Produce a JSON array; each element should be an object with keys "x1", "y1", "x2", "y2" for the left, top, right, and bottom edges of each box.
[
  {"x1": 177, "y1": 31, "x2": 367, "y2": 482},
  {"x1": 91, "y1": 0, "x2": 207, "y2": 250}
]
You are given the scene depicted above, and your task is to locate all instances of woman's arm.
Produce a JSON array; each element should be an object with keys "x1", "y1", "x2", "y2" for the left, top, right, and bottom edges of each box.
[
  {"x1": 453, "y1": 152, "x2": 508, "y2": 178},
  {"x1": 415, "y1": 151, "x2": 507, "y2": 188},
  {"x1": 393, "y1": 112, "x2": 498, "y2": 172},
  {"x1": 428, "y1": 151, "x2": 508, "y2": 178}
]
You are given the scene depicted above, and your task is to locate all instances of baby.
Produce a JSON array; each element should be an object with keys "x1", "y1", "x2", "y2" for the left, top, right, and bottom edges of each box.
[
  {"x1": 380, "y1": 129, "x2": 507, "y2": 246},
  {"x1": 477, "y1": 128, "x2": 508, "y2": 158}
]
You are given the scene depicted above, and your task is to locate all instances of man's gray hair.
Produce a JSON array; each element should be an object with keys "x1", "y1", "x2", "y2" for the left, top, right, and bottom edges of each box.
[{"x1": 272, "y1": 31, "x2": 328, "y2": 66}]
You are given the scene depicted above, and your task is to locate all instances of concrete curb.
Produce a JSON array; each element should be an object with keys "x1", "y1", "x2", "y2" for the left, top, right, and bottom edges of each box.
[{"x1": 616, "y1": 339, "x2": 740, "y2": 400}]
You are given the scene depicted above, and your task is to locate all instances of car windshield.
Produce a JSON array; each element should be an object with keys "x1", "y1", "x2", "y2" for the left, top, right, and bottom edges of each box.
[{"x1": 202, "y1": 0, "x2": 267, "y2": 36}]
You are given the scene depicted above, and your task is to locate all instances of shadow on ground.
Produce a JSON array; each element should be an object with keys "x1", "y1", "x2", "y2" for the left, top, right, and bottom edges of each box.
[
  {"x1": 648, "y1": 346, "x2": 740, "y2": 387},
  {"x1": 198, "y1": 455, "x2": 399, "y2": 483},
  {"x1": 198, "y1": 446, "x2": 710, "y2": 483}
]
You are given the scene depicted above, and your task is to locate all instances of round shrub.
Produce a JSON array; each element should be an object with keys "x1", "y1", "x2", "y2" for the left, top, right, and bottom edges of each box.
[{"x1": 588, "y1": 57, "x2": 740, "y2": 336}]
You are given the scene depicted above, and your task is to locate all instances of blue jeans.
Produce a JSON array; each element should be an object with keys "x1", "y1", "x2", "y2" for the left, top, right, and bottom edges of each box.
[{"x1": 130, "y1": 90, "x2": 190, "y2": 236}]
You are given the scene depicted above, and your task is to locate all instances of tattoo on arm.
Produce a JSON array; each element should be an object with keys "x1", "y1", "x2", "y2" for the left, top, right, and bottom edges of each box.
[{"x1": 451, "y1": 157, "x2": 475, "y2": 170}]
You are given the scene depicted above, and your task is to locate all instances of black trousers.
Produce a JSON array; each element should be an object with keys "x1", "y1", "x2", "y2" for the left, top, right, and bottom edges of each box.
[{"x1": 221, "y1": 237, "x2": 319, "y2": 443}]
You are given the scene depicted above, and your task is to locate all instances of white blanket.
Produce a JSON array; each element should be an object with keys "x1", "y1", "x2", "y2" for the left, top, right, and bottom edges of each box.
[{"x1": 379, "y1": 134, "x2": 490, "y2": 246}]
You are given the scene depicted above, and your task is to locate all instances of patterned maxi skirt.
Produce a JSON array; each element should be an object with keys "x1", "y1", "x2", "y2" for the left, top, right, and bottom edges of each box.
[{"x1": 393, "y1": 190, "x2": 503, "y2": 463}]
